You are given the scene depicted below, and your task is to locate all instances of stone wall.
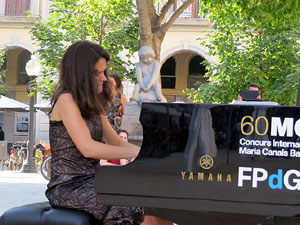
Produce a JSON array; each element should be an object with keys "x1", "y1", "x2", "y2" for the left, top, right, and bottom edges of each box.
[{"x1": 121, "y1": 103, "x2": 143, "y2": 146}]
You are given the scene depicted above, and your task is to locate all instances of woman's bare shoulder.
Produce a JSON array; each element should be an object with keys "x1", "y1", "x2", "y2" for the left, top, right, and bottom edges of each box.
[
  {"x1": 57, "y1": 93, "x2": 74, "y2": 103},
  {"x1": 51, "y1": 93, "x2": 76, "y2": 120},
  {"x1": 56, "y1": 93, "x2": 80, "y2": 111}
]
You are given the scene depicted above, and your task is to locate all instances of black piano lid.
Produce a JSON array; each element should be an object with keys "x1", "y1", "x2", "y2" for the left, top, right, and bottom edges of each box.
[{"x1": 95, "y1": 103, "x2": 300, "y2": 218}]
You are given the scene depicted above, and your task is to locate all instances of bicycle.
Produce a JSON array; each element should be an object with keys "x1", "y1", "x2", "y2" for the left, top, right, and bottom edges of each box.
[
  {"x1": 40, "y1": 154, "x2": 51, "y2": 180},
  {"x1": 8, "y1": 142, "x2": 27, "y2": 171}
]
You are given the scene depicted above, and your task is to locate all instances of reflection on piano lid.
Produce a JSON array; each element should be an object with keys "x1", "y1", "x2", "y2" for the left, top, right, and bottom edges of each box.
[
  {"x1": 95, "y1": 103, "x2": 300, "y2": 224},
  {"x1": 231, "y1": 100, "x2": 278, "y2": 105}
]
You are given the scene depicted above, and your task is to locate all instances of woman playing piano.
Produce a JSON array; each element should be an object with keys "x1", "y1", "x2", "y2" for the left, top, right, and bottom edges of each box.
[{"x1": 45, "y1": 40, "x2": 172, "y2": 225}]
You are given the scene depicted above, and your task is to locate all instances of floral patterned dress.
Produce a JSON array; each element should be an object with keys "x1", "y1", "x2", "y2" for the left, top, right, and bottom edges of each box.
[
  {"x1": 107, "y1": 92, "x2": 123, "y2": 131},
  {"x1": 45, "y1": 115, "x2": 143, "y2": 225}
]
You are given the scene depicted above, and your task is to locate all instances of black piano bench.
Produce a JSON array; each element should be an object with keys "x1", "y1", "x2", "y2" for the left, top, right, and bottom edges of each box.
[{"x1": 0, "y1": 202, "x2": 102, "y2": 225}]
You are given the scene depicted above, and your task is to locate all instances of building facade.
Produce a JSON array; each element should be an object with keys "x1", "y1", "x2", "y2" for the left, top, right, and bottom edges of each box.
[
  {"x1": 0, "y1": 0, "x2": 213, "y2": 144},
  {"x1": 0, "y1": 0, "x2": 50, "y2": 144}
]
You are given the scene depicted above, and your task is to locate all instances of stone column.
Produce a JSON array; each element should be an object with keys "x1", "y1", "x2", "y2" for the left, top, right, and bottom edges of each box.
[{"x1": 121, "y1": 103, "x2": 143, "y2": 146}]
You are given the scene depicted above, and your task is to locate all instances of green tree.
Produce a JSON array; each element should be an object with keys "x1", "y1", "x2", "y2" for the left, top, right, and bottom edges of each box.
[
  {"x1": 30, "y1": 0, "x2": 139, "y2": 98},
  {"x1": 186, "y1": 0, "x2": 300, "y2": 105},
  {"x1": 0, "y1": 50, "x2": 8, "y2": 95},
  {"x1": 31, "y1": 0, "x2": 199, "y2": 98}
]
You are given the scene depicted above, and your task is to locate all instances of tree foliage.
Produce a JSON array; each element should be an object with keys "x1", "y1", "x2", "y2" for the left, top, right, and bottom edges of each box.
[
  {"x1": 186, "y1": 0, "x2": 300, "y2": 105},
  {"x1": 199, "y1": 0, "x2": 300, "y2": 28},
  {"x1": 30, "y1": 0, "x2": 139, "y2": 98},
  {"x1": 31, "y1": 0, "x2": 198, "y2": 98},
  {"x1": 0, "y1": 50, "x2": 8, "y2": 95}
]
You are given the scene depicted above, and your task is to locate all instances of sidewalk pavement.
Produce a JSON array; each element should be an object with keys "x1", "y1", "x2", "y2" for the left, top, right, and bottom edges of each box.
[
  {"x1": 0, "y1": 170, "x2": 48, "y2": 216},
  {"x1": 0, "y1": 171, "x2": 179, "y2": 225}
]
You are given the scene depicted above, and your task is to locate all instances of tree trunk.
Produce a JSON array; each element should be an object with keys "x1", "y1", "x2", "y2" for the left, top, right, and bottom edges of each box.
[
  {"x1": 136, "y1": 0, "x2": 195, "y2": 61},
  {"x1": 136, "y1": 0, "x2": 153, "y2": 47},
  {"x1": 152, "y1": 30, "x2": 165, "y2": 61},
  {"x1": 99, "y1": 14, "x2": 104, "y2": 45}
]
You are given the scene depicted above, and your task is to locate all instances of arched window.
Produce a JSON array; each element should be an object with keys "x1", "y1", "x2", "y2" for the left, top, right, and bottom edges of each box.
[
  {"x1": 188, "y1": 55, "x2": 207, "y2": 88},
  {"x1": 161, "y1": 56, "x2": 176, "y2": 89},
  {"x1": 18, "y1": 50, "x2": 31, "y2": 85}
]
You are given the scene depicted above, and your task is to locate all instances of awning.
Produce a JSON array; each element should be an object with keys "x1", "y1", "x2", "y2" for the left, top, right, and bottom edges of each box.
[{"x1": 0, "y1": 95, "x2": 29, "y2": 112}]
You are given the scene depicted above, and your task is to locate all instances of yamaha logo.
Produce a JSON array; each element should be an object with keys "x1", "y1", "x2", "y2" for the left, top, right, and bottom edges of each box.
[{"x1": 199, "y1": 155, "x2": 214, "y2": 170}]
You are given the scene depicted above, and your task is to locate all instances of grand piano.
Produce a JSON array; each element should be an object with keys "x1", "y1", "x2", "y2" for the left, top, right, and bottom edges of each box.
[{"x1": 95, "y1": 103, "x2": 300, "y2": 225}]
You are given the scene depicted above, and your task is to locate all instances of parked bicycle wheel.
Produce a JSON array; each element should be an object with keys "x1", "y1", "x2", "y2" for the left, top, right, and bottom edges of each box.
[{"x1": 40, "y1": 155, "x2": 51, "y2": 180}]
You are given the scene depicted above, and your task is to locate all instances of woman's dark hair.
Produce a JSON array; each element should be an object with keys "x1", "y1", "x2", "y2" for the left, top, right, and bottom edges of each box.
[
  {"x1": 51, "y1": 40, "x2": 112, "y2": 119},
  {"x1": 108, "y1": 73, "x2": 122, "y2": 90}
]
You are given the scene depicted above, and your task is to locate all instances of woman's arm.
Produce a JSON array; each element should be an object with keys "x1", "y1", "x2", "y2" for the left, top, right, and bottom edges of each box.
[
  {"x1": 52, "y1": 93, "x2": 139, "y2": 160},
  {"x1": 121, "y1": 94, "x2": 127, "y2": 115}
]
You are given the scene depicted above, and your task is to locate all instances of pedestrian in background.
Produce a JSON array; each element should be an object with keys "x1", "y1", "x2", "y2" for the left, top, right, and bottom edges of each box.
[
  {"x1": 117, "y1": 129, "x2": 128, "y2": 142},
  {"x1": 102, "y1": 129, "x2": 130, "y2": 165},
  {"x1": 107, "y1": 73, "x2": 127, "y2": 131},
  {"x1": 0, "y1": 126, "x2": 5, "y2": 141},
  {"x1": 238, "y1": 84, "x2": 262, "y2": 101}
]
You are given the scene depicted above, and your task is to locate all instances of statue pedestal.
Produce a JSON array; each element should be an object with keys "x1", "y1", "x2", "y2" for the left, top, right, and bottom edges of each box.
[{"x1": 121, "y1": 103, "x2": 143, "y2": 146}]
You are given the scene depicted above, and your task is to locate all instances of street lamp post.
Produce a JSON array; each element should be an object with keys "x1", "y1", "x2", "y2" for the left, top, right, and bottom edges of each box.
[{"x1": 21, "y1": 55, "x2": 40, "y2": 173}]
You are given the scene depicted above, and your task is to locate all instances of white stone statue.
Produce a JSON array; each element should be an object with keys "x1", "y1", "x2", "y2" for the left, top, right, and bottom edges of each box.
[{"x1": 130, "y1": 46, "x2": 167, "y2": 104}]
